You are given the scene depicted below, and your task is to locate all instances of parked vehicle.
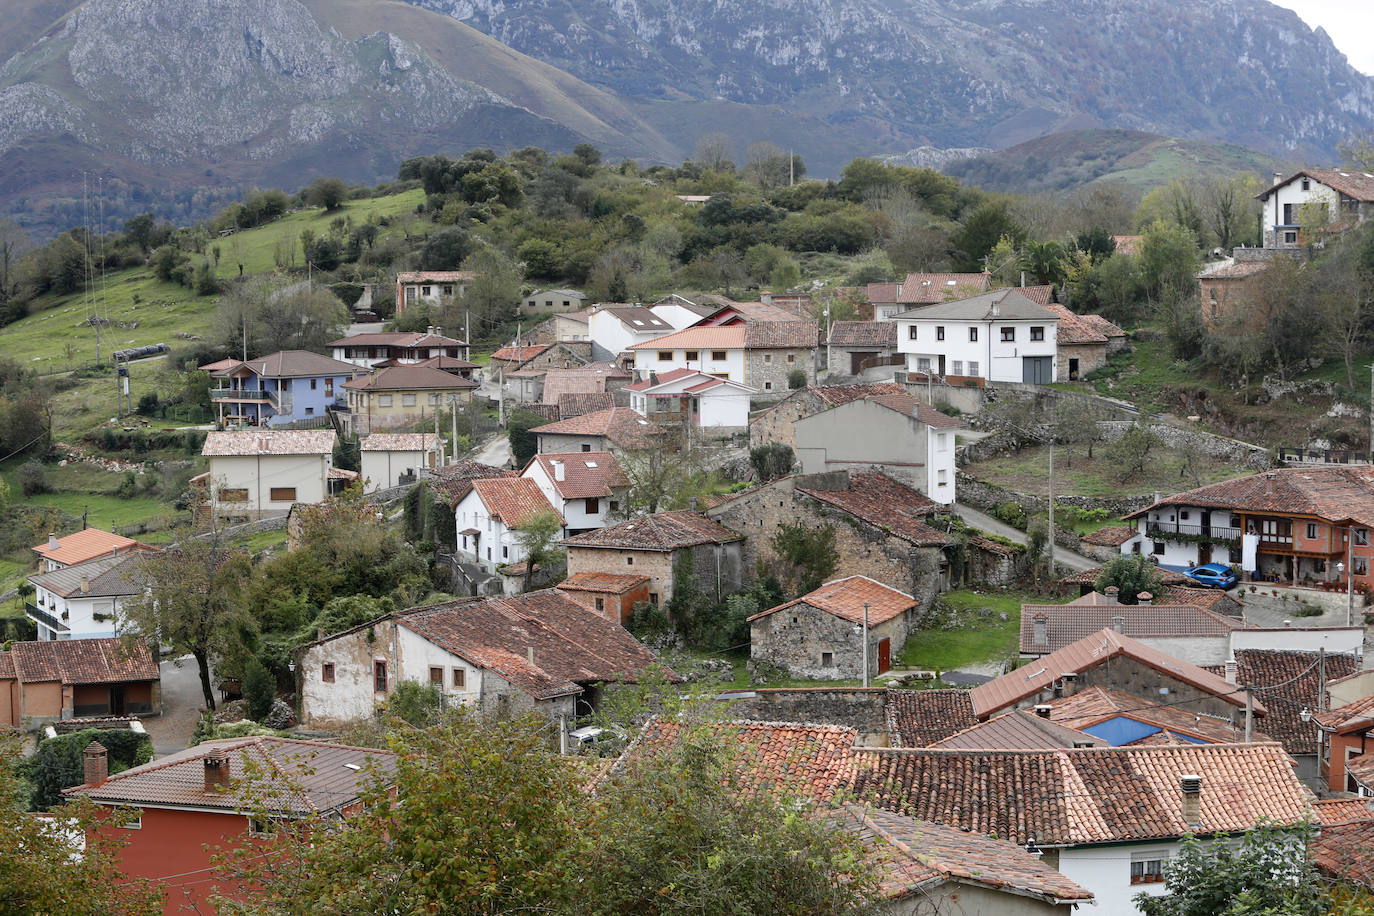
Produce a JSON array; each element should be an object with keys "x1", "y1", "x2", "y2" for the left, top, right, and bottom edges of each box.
[{"x1": 1183, "y1": 563, "x2": 1238, "y2": 590}]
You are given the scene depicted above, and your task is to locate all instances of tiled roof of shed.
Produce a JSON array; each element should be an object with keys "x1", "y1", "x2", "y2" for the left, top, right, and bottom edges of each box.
[
  {"x1": 796, "y1": 471, "x2": 949, "y2": 548},
  {"x1": 555, "y1": 572, "x2": 651, "y2": 594},
  {"x1": 2, "y1": 637, "x2": 158, "y2": 685},
  {"x1": 556, "y1": 392, "x2": 615, "y2": 418},
  {"x1": 884, "y1": 690, "x2": 979, "y2": 748},
  {"x1": 1044, "y1": 304, "x2": 1109, "y2": 344},
  {"x1": 1233, "y1": 648, "x2": 1358, "y2": 756},
  {"x1": 428, "y1": 460, "x2": 515, "y2": 504},
  {"x1": 489, "y1": 343, "x2": 552, "y2": 364},
  {"x1": 1078, "y1": 525, "x2": 1137, "y2": 546},
  {"x1": 1311, "y1": 797, "x2": 1374, "y2": 827},
  {"x1": 826, "y1": 321, "x2": 897, "y2": 348},
  {"x1": 1314, "y1": 818, "x2": 1374, "y2": 890},
  {"x1": 751, "y1": 576, "x2": 917, "y2": 626},
  {"x1": 562, "y1": 510, "x2": 742, "y2": 551}
]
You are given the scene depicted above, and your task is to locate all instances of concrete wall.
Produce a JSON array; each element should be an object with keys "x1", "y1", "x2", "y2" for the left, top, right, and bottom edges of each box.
[
  {"x1": 361, "y1": 448, "x2": 436, "y2": 492},
  {"x1": 209, "y1": 453, "x2": 329, "y2": 517},
  {"x1": 793, "y1": 399, "x2": 930, "y2": 493},
  {"x1": 537, "y1": 432, "x2": 609, "y2": 455}
]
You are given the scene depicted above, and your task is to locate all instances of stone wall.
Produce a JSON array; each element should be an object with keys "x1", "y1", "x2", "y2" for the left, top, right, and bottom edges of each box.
[
  {"x1": 713, "y1": 687, "x2": 890, "y2": 745},
  {"x1": 955, "y1": 472, "x2": 1147, "y2": 532},
  {"x1": 751, "y1": 601, "x2": 910, "y2": 681},
  {"x1": 745, "y1": 347, "x2": 814, "y2": 399},
  {"x1": 1007, "y1": 656, "x2": 1250, "y2": 727},
  {"x1": 748, "y1": 389, "x2": 823, "y2": 450},
  {"x1": 1096, "y1": 421, "x2": 1271, "y2": 469},
  {"x1": 567, "y1": 546, "x2": 674, "y2": 603}
]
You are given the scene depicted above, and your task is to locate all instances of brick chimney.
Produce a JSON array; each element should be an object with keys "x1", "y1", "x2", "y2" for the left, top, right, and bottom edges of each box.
[
  {"x1": 203, "y1": 752, "x2": 231, "y2": 792},
  {"x1": 1180, "y1": 774, "x2": 1202, "y2": 827},
  {"x1": 83, "y1": 741, "x2": 108, "y2": 786}
]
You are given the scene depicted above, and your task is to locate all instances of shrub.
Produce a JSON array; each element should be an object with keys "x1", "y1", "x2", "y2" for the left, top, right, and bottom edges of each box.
[
  {"x1": 242, "y1": 658, "x2": 276, "y2": 723},
  {"x1": 20, "y1": 728, "x2": 152, "y2": 810},
  {"x1": 786, "y1": 368, "x2": 807, "y2": 389},
  {"x1": 992, "y1": 502, "x2": 1027, "y2": 529},
  {"x1": 18, "y1": 460, "x2": 47, "y2": 496}
]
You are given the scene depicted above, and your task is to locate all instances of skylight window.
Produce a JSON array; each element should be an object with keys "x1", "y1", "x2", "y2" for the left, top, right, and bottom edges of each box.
[
  {"x1": 584, "y1": 461, "x2": 598, "y2": 468},
  {"x1": 945, "y1": 280, "x2": 957, "y2": 286},
  {"x1": 343, "y1": 763, "x2": 361, "y2": 771}
]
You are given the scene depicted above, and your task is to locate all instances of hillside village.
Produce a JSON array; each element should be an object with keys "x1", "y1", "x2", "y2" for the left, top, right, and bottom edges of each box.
[{"x1": 9, "y1": 148, "x2": 1374, "y2": 914}]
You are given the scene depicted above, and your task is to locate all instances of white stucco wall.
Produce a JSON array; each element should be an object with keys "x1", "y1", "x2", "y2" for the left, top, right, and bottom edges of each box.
[
  {"x1": 651, "y1": 303, "x2": 705, "y2": 330},
  {"x1": 208, "y1": 453, "x2": 330, "y2": 515},
  {"x1": 522, "y1": 460, "x2": 614, "y2": 532},
  {"x1": 1263, "y1": 178, "x2": 1340, "y2": 246},
  {"x1": 927, "y1": 427, "x2": 956, "y2": 504},
  {"x1": 455, "y1": 489, "x2": 524, "y2": 570},
  {"x1": 361, "y1": 449, "x2": 433, "y2": 492},
  {"x1": 1058, "y1": 842, "x2": 1180, "y2": 915},
  {"x1": 632, "y1": 347, "x2": 745, "y2": 384}
]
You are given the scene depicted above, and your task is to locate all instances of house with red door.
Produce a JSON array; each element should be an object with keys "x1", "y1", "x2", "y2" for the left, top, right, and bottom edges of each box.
[
  {"x1": 1120, "y1": 466, "x2": 1374, "y2": 588},
  {"x1": 66, "y1": 735, "x2": 396, "y2": 915},
  {"x1": 748, "y1": 576, "x2": 919, "y2": 680}
]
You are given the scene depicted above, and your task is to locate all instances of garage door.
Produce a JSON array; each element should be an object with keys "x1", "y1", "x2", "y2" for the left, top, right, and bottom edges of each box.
[{"x1": 1022, "y1": 356, "x2": 1053, "y2": 384}]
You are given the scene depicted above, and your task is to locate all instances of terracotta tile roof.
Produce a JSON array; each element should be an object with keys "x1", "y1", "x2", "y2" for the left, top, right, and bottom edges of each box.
[
  {"x1": 728, "y1": 300, "x2": 808, "y2": 323},
  {"x1": 931, "y1": 709, "x2": 1106, "y2": 750},
  {"x1": 1044, "y1": 304, "x2": 1108, "y2": 344},
  {"x1": 531, "y1": 407, "x2": 661, "y2": 450},
  {"x1": 896, "y1": 272, "x2": 991, "y2": 304},
  {"x1": 401, "y1": 590, "x2": 669, "y2": 700},
  {"x1": 67, "y1": 736, "x2": 395, "y2": 815},
  {"x1": 360, "y1": 433, "x2": 440, "y2": 452},
  {"x1": 428, "y1": 460, "x2": 515, "y2": 504},
  {"x1": 244, "y1": 349, "x2": 361, "y2": 379},
  {"x1": 1013, "y1": 285, "x2": 1054, "y2": 306},
  {"x1": 1313, "y1": 692, "x2": 1374, "y2": 732},
  {"x1": 1347, "y1": 754, "x2": 1374, "y2": 793},
  {"x1": 751, "y1": 576, "x2": 917, "y2": 626},
  {"x1": 556, "y1": 392, "x2": 615, "y2": 418},
  {"x1": 885, "y1": 690, "x2": 979, "y2": 747},
  {"x1": 33, "y1": 528, "x2": 147, "y2": 567},
  {"x1": 396, "y1": 270, "x2": 476, "y2": 283},
  {"x1": 1234, "y1": 648, "x2": 1358, "y2": 755},
  {"x1": 329, "y1": 331, "x2": 467, "y2": 347},
  {"x1": 851, "y1": 742, "x2": 1311, "y2": 846},
  {"x1": 851, "y1": 806, "x2": 1093, "y2": 904},
  {"x1": 541, "y1": 368, "x2": 610, "y2": 405},
  {"x1": 624, "y1": 367, "x2": 701, "y2": 391},
  {"x1": 1197, "y1": 259, "x2": 1268, "y2": 279},
  {"x1": 971, "y1": 628, "x2": 1255, "y2": 719},
  {"x1": 865, "y1": 282, "x2": 902, "y2": 303},
  {"x1": 489, "y1": 343, "x2": 552, "y2": 365},
  {"x1": 1312, "y1": 797, "x2": 1374, "y2": 827},
  {"x1": 2, "y1": 638, "x2": 158, "y2": 685},
  {"x1": 626, "y1": 326, "x2": 746, "y2": 350},
  {"x1": 797, "y1": 471, "x2": 950, "y2": 548},
  {"x1": 614, "y1": 718, "x2": 858, "y2": 802},
  {"x1": 812, "y1": 382, "x2": 910, "y2": 407},
  {"x1": 563, "y1": 510, "x2": 742, "y2": 551},
  {"x1": 1078, "y1": 313, "x2": 1126, "y2": 339},
  {"x1": 470, "y1": 477, "x2": 562, "y2": 527},
  {"x1": 411, "y1": 355, "x2": 478, "y2": 371},
  {"x1": 202, "y1": 430, "x2": 335, "y2": 457},
  {"x1": 28, "y1": 552, "x2": 146, "y2": 599},
  {"x1": 826, "y1": 321, "x2": 897, "y2": 348},
  {"x1": 1129, "y1": 466, "x2": 1374, "y2": 528},
  {"x1": 864, "y1": 390, "x2": 965, "y2": 429},
  {"x1": 1059, "y1": 565, "x2": 1192, "y2": 587},
  {"x1": 1314, "y1": 818, "x2": 1374, "y2": 889},
  {"x1": 199, "y1": 358, "x2": 243, "y2": 373},
  {"x1": 555, "y1": 572, "x2": 650, "y2": 594},
  {"x1": 1019, "y1": 599, "x2": 1242, "y2": 655},
  {"x1": 1078, "y1": 525, "x2": 1137, "y2": 546},
  {"x1": 743, "y1": 320, "x2": 819, "y2": 349},
  {"x1": 1160, "y1": 585, "x2": 1244, "y2": 617},
  {"x1": 1046, "y1": 686, "x2": 1258, "y2": 745},
  {"x1": 1260, "y1": 168, "x2": 1374, "y2": 203},
  {"x1": 344, "y1": 365, "x2": 477, "y2": 391},
  {"x1": 527, "y1": 452, "x2": 630, "y2": 500},
  {"x1": 1112, "y1": 235, "x2": 1143, "y2": 256}
]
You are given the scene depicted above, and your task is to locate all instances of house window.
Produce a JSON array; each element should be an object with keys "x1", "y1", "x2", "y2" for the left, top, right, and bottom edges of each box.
[
  {"x1": 122, "y1": 814, "x2": 142, "y2": 829},
  {"x1": 430, "y1": 666, "x2": 444, "y2": 685},
  {"x1": 1030, "y1": 326, "x2": 1045, "y2": 341},
  {"x1": 1130, "y1": 856, "x2": 1166, "y2": 885},
  {"x1": 1302, "y1": 178, "x2": 1311, "y2": 191},
  {"x1": 951, "y1": 360, "x2": 962, "y2": 375},
  {"x1": 1357, "y1": 558, "x2": 1369, "y2": 577},
  {"x1": 220, "y1": 488, "x2": 249, "y2": 503},
  {"x1": 685, "y1": 350, "x2": 699, "y2": 361},
  {"x1": 764, "y1": 381, "x2": 773, "y2": 390},
  {"x1": 310, "y1": 379, "x2": 317, "y2": 390},
  {"x1": 305, "y1": 407, "x2": 314, "y2": 416},
  {"x1": 937, "y1": 469, "x2": 948, "y2": 487},
  {"x1": 1307, "y1": 523, "x2": 1318, "y2": 540},
  {"x1": 969, "y1": 327, "x2": 978, "y2": 342},
  {"x1": 658, "y1": 351, "x2": 673, "y2": 361},
  {"x1": 373, "y1": 661, "x2": 387, "y2": 692},
  {"x1": 502, "y1": 546, "x2": 508, "y2": 559},
  {"x1": 786, "y1": 353, "x2": 796, "y2": 363},
  {"x1": 764, "y1": 354, "x2": 772, "y2": 363},
  {"x1": 321, "y1": 663, "x2": 335, "y2": 683},
  {"x1": 1180, "y1": 511, "x2": 1189, "y2": 521},
  {"x1": 581, "y1": 444, "x2": 591, "y2": 452},
  {"x1": 429, "y1": 393, "x2": 442, "y2": 405},
  {"x1": 452, "y1": 668, "x2": 465, "y2": 689},
  {"x1": 1000, "y1": 327, "x2": 1015, "y2": 342},
  {"x1": 711, "y1": 350, "x2": 727, "y2": 361},
  {"x1": 916, "y1": 358, "x2": 931, "y2": 373},
  {"x1": 1283, "y1": 230, "x2": 1298, "y2": 245},
  {"x1": 908, "y1": 326, "x2": 918, "y2": 340},
  {"x1": 402, "y1": 394, "x2": 417, "y2": 407},
  {"x1": 1357, "y1": 529, "x2": 1369, "y2": 546},
  {"x1": 594, "y1": 597, "x2": 606, "y2": 612},
  {"x1": 379, "y1": 394, "x2": 393, "y2": 407},
  {"x1": 649, "y1": 593, "x2": 659, "y2": 605},
  {"x1": 968, "y1": 361, "x2": 979, "y2": 375},
  {"x1": 626, "y1": 556, "x2": 634, "y2": 565},
  {"x1": 821, "y1": 652, "x2": 835, "y2": 667},
  {"x1": 269, "y1": 487, "x2": 296, "y2": 502},
  {"x1": 586, "y1": 497, "x2": 600, "y2": 514},
  {"x1": 936, "y1": 326, "x2": 945, "y2": 341},
  {"x1": 1152, "y1": 541, "x2": 1165, "y2": 555}
]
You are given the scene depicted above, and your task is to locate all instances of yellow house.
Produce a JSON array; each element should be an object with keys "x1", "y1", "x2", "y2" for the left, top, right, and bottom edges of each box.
[{"x1": 344, "y1": 365, "x2": 480, "y2": 435}]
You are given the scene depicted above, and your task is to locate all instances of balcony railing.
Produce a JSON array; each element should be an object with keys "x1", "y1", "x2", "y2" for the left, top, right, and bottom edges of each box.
[
  {"x1": 211, "y1": 387, "x2": 272, "y2": 402},
  {"x1": 1145, "y1": 522, "x2": 1241, "y2": 543},
  {"x1": 25, "y1": 603, "x2": 68, "y2": 634}
]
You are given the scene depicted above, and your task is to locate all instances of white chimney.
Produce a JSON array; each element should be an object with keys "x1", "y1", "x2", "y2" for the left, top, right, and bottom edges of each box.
[
  {"x1": 1034, "y1": 704, "x2": 1052, "y2": 719},
  {"x1": 1273, "y1": 172, "x2": 1282, "y2": 187},
  {"x1": 552, "y1": 460, "x2": 565, "y2": 482},
  {"x1": 48, "y1": 533, "x2": 58, "y2": 550},
  {"x1": 1224, "y1": 657, "x2": 1237, "y2": 685},
  {"x1": 1111, "y1": 615, "x2": 1125, "y2": 634},
  {"x1": 527, "y1": 647, "x2": 535, "y2": 666},
  {"x1": 1032, "y1": 614, "x2": 1048, "y2": 648},
  {"x1": 80, "y1": 575, "x2": 90, "y2": 595}
]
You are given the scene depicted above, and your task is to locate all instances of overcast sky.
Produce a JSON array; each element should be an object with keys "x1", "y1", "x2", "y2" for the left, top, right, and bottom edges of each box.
[{"x1": 1270, "y1": 0, "x2": 1374, "y2": 75}]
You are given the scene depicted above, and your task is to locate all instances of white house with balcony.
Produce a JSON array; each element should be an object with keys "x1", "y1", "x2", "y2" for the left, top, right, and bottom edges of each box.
[
  {"x1": 895, "y1": 289, "x2": 1059, "y2": 385},
  {"x1": 26, "y1": 553, "x2": 145, "y2": 641},
  {"x1": 625, "y1": 368, "x2": 755, "y2": 429},
  {"x1": 1256, "y1": 169, "x2": 1374, "y2": 249},
  {"x1": 195, "y1": 430, "x2": 353, "y2": 521}
]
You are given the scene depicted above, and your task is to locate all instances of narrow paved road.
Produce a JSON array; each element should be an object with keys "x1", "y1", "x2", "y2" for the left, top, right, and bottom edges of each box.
[
  {"x1": 473, "y1": 430, "x2": 512, "y2": 469},
  {"x1": 953, "y1": 502, "x2": 1100, "y2": 574},
  {"x1": 142, "y1": 654, "x2": 211, "y2": 757}
]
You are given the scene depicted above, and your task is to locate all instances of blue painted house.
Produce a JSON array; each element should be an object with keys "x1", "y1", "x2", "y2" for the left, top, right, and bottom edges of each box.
[{"x1": 206, "y1": 350, "x2": 363, "y2": 428}]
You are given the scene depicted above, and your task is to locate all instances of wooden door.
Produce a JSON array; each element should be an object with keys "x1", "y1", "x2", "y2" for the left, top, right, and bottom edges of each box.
[{"x1": 877, "y1": 638, "x2": 892, "y2": 675}]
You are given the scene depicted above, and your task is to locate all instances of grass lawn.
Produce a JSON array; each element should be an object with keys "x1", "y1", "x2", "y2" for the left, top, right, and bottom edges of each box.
[
  {"x1": 0, "y1": 559, "x2": 27, "y2": 599},
  {"x1": 0, "y1": 459, "x2": 184, "y2": 534},
  {"x1": 899, "y1": 589, "x2": 1056, "y2": 673},
  {"x1": 236, "y1": 528, "x2": 288, "y2": 553},
  {"x1": 964, "y1": 444, "x2": 1248, "y2": 500}
]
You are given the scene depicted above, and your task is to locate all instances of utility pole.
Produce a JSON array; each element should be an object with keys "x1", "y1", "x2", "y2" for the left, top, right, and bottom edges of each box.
[
  {"x1": 449, "y1": 395, "x2": 459, "y2": 461},
  {"x1": 1244, "y1": 689, "x2": 1253, "y2": 743},
  {"x1": 1047, "y1": 437, "x2": 1056, "y2": 580},
  {"x1": 1368, "y1": 363, "x2": 1373, "y2": 460},
  {"x1": 465, "y1": 310, "x2": 471, "y2": 361},
  {"x1": 1319, "y1": 647, "x2": 1327, "y2": 712},
  {"x1": 823, "y1": 303, "x2": 831, "y2": 374},
  {"x1": 861, "y1": 601, "x2": 870, "y2": 688}
]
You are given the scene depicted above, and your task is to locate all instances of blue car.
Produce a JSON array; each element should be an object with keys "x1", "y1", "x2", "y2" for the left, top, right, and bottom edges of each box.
[{"x1": 1183, "y1": 563, "x2": 1238, "y2": 590}]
